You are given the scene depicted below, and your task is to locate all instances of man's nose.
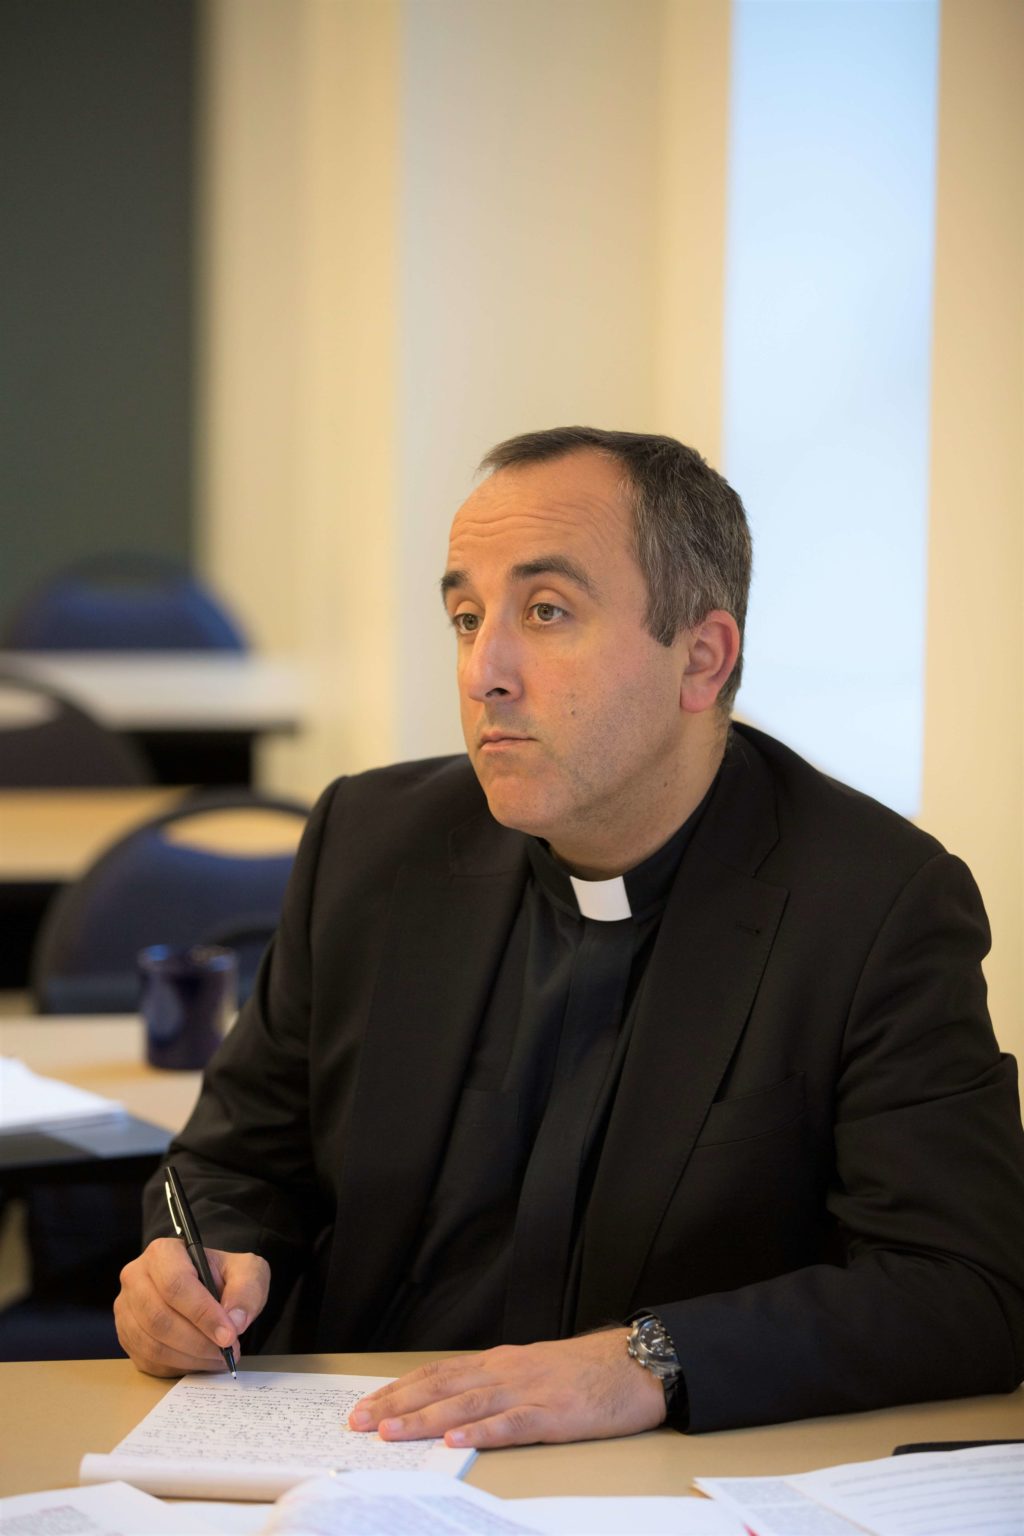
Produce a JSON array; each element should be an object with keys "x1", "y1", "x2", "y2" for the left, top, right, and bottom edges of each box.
[{"x1": 461, "y1": 619, "x2": 524, "y2": 702}]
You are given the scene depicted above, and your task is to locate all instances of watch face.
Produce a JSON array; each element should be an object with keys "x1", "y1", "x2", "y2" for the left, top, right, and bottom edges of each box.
[
  {"x1": 631, "y1": 1317, "x2": 680, "y2": 1379},
  {"x1": 639, "y1": 1318, "x2": 670, "y2": 1358}
]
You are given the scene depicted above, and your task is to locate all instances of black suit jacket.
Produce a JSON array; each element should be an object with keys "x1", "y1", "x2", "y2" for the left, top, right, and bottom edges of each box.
[{"x1": 146, "y1": 724, "x2": 1024, "y2": 1430}]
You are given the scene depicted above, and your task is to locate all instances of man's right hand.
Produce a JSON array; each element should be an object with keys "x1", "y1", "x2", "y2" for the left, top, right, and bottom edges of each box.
[{"x1": 114, "y1": 1238, "x2": 270, "y2": 1377}]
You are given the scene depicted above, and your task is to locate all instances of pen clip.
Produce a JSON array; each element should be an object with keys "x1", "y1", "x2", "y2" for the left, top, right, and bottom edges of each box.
[{"x1": 165, "y1": 1176, "x2": 183, "y2": 1236}]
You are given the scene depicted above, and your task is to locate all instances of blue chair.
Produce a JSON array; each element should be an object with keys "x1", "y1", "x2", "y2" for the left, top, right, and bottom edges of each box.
[
  {"x1": 0, "y1": 672, "x2": 151, "y2": 787},
  {"x1": 4, "y1": 554, "x2": 247, "y2": 652},
  {"x1": 31, "y1": 791, "x2": 309, "y2": 1014}
]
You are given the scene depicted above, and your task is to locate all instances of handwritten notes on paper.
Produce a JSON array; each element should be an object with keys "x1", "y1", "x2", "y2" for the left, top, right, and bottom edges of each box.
[
  {"x1": 121, "y1": 1376, "x2": 412, "y2": 1467},
  {"x1": 78, "y1": 1373, "x2": 474, "y2": 1500}
]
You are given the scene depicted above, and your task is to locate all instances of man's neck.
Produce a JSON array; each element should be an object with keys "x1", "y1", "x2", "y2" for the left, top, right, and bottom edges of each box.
[{"x1": 550, "y1": 725, "x2": 729, "y2": 881}]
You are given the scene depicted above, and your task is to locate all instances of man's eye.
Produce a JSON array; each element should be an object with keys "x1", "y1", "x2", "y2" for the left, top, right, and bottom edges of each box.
[
  {"x1": 529, "y1": 603, "x2": 567, "y2": 624},
  {"x1": 452, "y1": 612, "x2": 480, "y2": 634}
]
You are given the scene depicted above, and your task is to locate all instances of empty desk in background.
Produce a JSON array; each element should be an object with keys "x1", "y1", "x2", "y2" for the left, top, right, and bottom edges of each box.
[
  {"x1": 0, "y1": 786, "x2": 189, "y2": 986},
  {"x1": 0, "y1": 1014, "x2": 201, "y2": 1187},
  {"x1": 0, "y1": 788, "x2": 304, "y2": 989},
  {"x1": 0, "y1": 1016, "x2": 203, "y2": 1355},
  {"x1": 0, "y1": 651, "x2": 306, "y2": 785}
]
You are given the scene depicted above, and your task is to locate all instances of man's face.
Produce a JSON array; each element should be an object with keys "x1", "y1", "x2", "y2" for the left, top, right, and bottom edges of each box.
[{"x1": 443, "y1": 450, "x2": 691, "y2": 872}]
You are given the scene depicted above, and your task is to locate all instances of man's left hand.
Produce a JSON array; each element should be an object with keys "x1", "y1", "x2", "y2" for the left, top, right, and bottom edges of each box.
[{"x1": 348, "y1": 1329, "x2": 667, "y2": 1448}]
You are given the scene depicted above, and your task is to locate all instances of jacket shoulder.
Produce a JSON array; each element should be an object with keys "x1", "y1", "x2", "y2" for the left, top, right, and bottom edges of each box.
[
  {"x1": 306, "y1": 754, "x2": 493, "y2": 884},
  {"x1": 729, "y1": 722, "x2": 949, "y2": 886}
]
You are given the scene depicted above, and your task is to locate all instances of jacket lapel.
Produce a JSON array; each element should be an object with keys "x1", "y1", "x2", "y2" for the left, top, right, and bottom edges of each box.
[
  {"x1": 577, "y1": 730, "x2": 789, "y2": 1323},
  {"x1": 331, "y1": 810, "x2": 528, "y2": 1322}
]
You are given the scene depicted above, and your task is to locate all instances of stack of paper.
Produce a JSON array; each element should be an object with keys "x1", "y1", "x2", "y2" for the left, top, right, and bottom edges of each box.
[
  {"x1": 0, "y1": 1056, "x2": 124, "y2": 1132},
  {"x1": 249, "y1": 1471, "x2": 751, "y2": 1534},
  {"x1": 75, "y1": 1374, "x2": 749, "y2": 1532},
  {"x1": 0, "y1": 1480, "x2": 220, "y2": 1535},
  {"x1": 64, "y1": 1367, "x2": 1023, "y2": 1536},
  {"x1": 698, "y1": 1442, "x2": 1024, "y2": 1536},
  {"x1": 7, "y1": 1474, "x2": 750, "y2": 1536}
]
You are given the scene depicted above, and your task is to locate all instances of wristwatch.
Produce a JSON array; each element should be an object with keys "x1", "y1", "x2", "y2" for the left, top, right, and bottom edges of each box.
[{"x1": 626, "y1": 1312, "x2": 685, "y2": 1415}]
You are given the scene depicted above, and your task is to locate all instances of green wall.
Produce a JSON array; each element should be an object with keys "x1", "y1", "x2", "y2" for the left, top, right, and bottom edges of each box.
[{"x1": 0, "y1": 0, "x2": 196, "y2": 632}]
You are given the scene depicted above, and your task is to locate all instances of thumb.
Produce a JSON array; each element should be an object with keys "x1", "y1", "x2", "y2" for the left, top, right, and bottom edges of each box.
[{"x1": 214, "y1": 1250, "x2": 271, "y2": 1337}]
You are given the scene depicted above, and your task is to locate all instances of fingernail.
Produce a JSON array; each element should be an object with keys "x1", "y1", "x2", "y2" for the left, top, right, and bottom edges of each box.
[
  {"x1": 350, "y1": 1409, "x2": 371, "y2": 1428},
  {"x1": 447, "y1": 1430, "x2": 466, "y2": 1445},
  {"x1": 215, "y1": 1326, "x2": 234, "y2": 1347},
  {"x1": 381, "y1": 1417, "x2": 403, "y2": 1433},
  {"x1": 228, "y1": 1308, "x2": 247, "y2": 1330}
]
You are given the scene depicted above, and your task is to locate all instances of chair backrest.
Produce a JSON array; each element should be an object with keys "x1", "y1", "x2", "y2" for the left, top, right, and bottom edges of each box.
[
  {"x1": 0, "y1": 672, "x2": 151, "y2": 787},
  {"x1": 4, "y1": 554, "x2": 247, "y2": 652},
  {"x1": 31, "y1": 791, "x2": 309, "y2": 1013}
]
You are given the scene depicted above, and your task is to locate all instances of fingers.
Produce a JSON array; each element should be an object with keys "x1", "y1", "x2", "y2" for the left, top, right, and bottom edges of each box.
[
  {"x1": 217, "y1": 1250, "x2": 271, "y2": 1339},
  {"x1": 115, "y1": 1241, "x2": 228, "y2": 1376},
  {"x1": 348, "y1": 1333, "x2": 666, "y2": 1448},
  {"x1": 349, "y1": 1354, "x2": 493, "y2": 1431},
  {"x1": 377, "y1": 1385, "x2": 516, "y2": 1444},
  {"x1": 114, "y1": 1238, "x2": 269, "y2": 1378}
]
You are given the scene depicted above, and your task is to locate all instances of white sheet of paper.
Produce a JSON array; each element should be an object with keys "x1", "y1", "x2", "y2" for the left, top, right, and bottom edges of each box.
[
  {"x1": 516, "y1": 1493, "x2": 750, "y2": 1534},
  {"x1": 0, "y1": 1057, "x2": 124, "y2": 1131},
  {"x1": 79, "y1": 1373, "x2": 474, "y2": 1501},
  {"x1": 180, "y1": 1505, "x2": 274, "y2": 1536},
  {"x1": 794, "y1": 1443, "x2": 1024, "y2": 1536},
  {"x1": 694, "y1": 1475, "x2": 865, "y2": 1535},
  {"x1": 697, "y1": 1443, "x2": 1024, "y2": 1536},
  {"x1": 258, "y1": 1472, "x2": 750, "y2": 1535},
  {"x1": 0, "y1": 1479, "x2": 220, "y2": 1535}
]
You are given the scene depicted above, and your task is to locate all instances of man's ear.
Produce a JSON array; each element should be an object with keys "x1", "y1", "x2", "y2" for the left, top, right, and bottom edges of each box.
[{"x1": 679, "y1": 610, "x2": 741, "y2": 714}]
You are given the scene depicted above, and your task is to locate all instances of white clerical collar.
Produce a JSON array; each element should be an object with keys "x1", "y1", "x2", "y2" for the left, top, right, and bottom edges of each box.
[{"x1": 568, "y1": 873, "x2": 632, "y2": 922}]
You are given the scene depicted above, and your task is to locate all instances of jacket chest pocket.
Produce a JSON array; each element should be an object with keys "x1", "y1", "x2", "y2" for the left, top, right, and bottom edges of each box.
[{"x1": 695, "y1": 1071, "x2": 805, "y2": 1147}]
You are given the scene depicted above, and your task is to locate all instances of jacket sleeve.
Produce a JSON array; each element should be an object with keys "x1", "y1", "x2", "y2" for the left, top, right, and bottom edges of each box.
[
  {"x1": 141, "y1": 778, "x2": 343, "y2": 1301},
  {"x1": 653, "y1": 852, "x2": 1024, "y2": 1431}
]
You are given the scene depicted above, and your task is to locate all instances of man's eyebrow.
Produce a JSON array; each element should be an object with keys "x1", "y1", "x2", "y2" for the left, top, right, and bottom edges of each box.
[
  {"x1": 439, "y1": 556, "x2": 599, "y2": 606},
  {"x1": 509, "y1": 556, "x2": 599, "y2": 598},
  {"x1": 439, "y1": 569, "x2": 468, "y2": 604}
]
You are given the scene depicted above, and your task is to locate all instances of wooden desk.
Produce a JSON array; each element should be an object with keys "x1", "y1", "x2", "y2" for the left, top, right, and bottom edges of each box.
[
  {"x1": 0, "y1": 789, "x2": 303, "y2": 986},
  {"x1": 0, "y1": 1019, "x2": 203, "y2": 1324},
  {"x1": 0, "y1": 651, "x2": 306, "y2": 786},
  {"x1": 0, "y1": 788, "x2": 191, "y2": 987},
  {"x1": 0, "y1": 1016, "x2": 201, "y2": 1188},
  {"x1": 0, "y1": 788, "x2": 189, "y2": 884},
  {"x1": 0, "y1": 1353, "x2": 1020, "y2": 1501},
  {"x1": 0, "y1": 1015, "x2": 203, "y2": 1135},
  {"x1": 0, "y1": 653, "x2": 304, "y2": 734}
]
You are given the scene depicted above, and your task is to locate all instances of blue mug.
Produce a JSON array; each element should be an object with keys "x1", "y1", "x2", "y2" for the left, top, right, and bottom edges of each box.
[{"x1": 139, "y1": 944, "x2": 238, "y2": 1071}]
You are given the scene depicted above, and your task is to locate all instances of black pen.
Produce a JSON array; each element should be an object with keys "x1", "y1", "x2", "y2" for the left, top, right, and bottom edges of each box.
[{"x1": 164, "y1": 1163, "x2": 237, "y2": 1379}]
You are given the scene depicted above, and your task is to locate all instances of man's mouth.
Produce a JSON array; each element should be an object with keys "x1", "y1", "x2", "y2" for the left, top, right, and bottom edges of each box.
[{"x1": 478, "y1": 731, "x2": 533, "y2": 750}]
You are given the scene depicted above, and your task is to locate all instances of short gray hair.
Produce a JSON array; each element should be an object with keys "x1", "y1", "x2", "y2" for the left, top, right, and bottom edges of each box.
[{"x1": 478, "y1": 427, "x2": 753, "y2": 707}]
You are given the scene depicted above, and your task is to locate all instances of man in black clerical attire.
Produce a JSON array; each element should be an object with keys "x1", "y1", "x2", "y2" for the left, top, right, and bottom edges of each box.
[{"x1": 117, "y1": 429, "x2": 1024, "y2": 1443}]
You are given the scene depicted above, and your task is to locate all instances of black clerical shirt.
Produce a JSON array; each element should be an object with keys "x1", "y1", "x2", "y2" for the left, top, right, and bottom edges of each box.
[{"x1": 369, "y1": 797, "x2": 710, "y2": 1351}]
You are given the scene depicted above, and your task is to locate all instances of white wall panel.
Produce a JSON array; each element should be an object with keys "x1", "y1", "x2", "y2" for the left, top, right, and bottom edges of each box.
[{"x1": 723, "y1": 0, "x2": 940, "y2": 814}]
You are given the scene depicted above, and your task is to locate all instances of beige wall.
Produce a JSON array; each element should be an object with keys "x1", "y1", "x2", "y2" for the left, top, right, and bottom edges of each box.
[
  {"x1": 652, "y1": 0, "x2": 731, "y2": 460},
  {"x1": 922, "y1": 0, "x2": 1023, "y2": 1063},
  {"x1": 197, "y1": 0, "x2": 400, "y2": 796},
  {"x1": 394, "y1": 0, "x2": 666, "y2": 760},
  {"x1": 198, "y1": 0, "x2": 1022, "y2": 1055},
  {"x1": 199, "y1": 0, "x2": 721, "y2": 777}
]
